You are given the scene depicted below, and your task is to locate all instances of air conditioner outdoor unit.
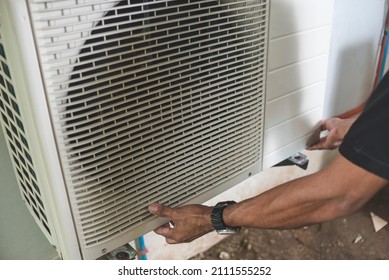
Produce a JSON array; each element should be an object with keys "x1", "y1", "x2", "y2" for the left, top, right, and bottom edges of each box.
[{"x1": 0, "y1": 0, "x2": 314, "y2": 260}]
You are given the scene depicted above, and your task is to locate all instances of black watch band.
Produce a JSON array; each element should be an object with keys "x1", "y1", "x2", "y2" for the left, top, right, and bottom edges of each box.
[{"x1": 211, "y1": 201, "x2": 241, "y2": 234}]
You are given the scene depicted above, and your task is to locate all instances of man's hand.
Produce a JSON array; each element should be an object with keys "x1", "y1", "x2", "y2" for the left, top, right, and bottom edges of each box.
[
  {"x1": 148, "y1": 203, "x2": 214, "y2": 244},
  {"x1": 306, "y1": 117, "x2": 356, "y2": 150}
]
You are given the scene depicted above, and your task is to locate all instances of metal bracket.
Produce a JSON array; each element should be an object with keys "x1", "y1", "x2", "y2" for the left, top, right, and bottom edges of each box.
[
  {"x1": 105, "y1": 243, "x2": 137, "y2": 260},
  {"x1": 273, "y1": 152, "x2": 309, "y2": 170}
]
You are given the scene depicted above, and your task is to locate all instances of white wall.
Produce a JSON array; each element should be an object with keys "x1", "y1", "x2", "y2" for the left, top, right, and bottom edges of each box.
[{"x1": 323, "y1": 0, "x2": 387, "y2": 117}]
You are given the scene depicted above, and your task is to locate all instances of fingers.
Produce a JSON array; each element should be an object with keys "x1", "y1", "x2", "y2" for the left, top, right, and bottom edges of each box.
[
  {"x1": 148, "y1": 202, "x2": 175, "y2": 219},
  {"x1": 307, "y1": 118, "x2": 342, "y2": 151},
  {"x1": 306, "y1": 137, "x2": 327, "y2": 150},
  {"x1": 148, "y1": 203, "x2": 214, "y2": 244},
  {"x1": 153, "y1": 222, "x2": 172, "y2": 235},
  {"x1": 306, "y1": 137, "x2": 341, "y2": 150},
  {"x1": 149, "y1": 203, "x2": 178, "y2": 243},
  {"x1": 153, "y1": 223, "x2": 207, "y2": 244},
  {"x1": 306, "y1": 143, "x2": 321, "y2": 150},
  {"x1": 319, "y1": 119, "x2": 327, "y2": 131},
  {"x1": 153, "y1": 223, "x2": 177, "y2": 244}
]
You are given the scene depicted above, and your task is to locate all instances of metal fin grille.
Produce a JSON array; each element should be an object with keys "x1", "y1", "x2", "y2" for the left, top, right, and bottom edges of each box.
[
  {"x1": 0, "y1": 27, "x2": 51, "y2": 237},
  {"x1": 29, "y1": 0, "x2": 268, "y2": 247}
]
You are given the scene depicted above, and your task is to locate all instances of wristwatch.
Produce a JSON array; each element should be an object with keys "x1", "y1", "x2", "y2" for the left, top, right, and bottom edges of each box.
[{"x1": 211, "y1": 201, "x2": 241, "y2": 235}]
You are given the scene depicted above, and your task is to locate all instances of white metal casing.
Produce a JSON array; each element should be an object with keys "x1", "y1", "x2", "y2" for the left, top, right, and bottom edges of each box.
[
  {"x1": 0, "y1": 0, "x2": 81, "y2": 259},
  {"x1": 262, "y1": 0, "x2": 333, "y2": 168}
]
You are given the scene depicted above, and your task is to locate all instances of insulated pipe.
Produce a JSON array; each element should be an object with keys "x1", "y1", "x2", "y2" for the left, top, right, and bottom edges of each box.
[
  {"x1": 135, "y1": 236, "x2": 148, "y2": 260},
  {"x1": 379, "y1": 30, "x2": 389, "y2": 81}
]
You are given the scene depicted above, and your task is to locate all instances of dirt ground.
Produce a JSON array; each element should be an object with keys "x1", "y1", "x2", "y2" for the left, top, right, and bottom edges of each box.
[{"x1": 191, "y1": 186, "x2": 389, "y2": 260}]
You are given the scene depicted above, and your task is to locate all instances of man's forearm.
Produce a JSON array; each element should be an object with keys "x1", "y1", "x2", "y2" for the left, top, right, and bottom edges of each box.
[
  {"x1": 148, "y1": 154, "x2": 387, "y2": 244},
  {"x1": 223, "y1": 174, "x2": 342, "y2": 229},
  {"x1": 223, "y1": 155, "x2": 386, "y2": 229}
]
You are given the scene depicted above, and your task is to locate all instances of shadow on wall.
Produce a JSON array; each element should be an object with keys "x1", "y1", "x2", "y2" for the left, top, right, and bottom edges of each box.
[
  {"x1": 325, "y1": 42, "x2": 375, "y2": 117},
  {"x1": 323, "y1": 0, "x2": 387, "y2": 118}
]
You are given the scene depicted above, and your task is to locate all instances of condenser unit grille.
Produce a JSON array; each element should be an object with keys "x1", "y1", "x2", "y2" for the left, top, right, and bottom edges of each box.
[
  {"x1": 0, "y1": 28, "x2": 51, "y2": 237},
  {"x1": 28, "y1": 0, "x2": 268, "y2": 248}
]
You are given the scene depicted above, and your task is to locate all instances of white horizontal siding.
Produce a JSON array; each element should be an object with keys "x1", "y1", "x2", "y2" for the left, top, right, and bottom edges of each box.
[
  {"x1": 265, "y1": 82, "x2": 324, "y2": 129},
  {"x1": 263, "y1": 0, "x2": 333, "y2": 169},
  {"x1": 266, "y1": 55, "x2": 328, "y2": 101},
  {"x1": 268, "y1": 26, "x2": 331, "y2": 71},
  {"x1": 269, "y1": 0, "x2": 333, "y2": 38},
  {"x1": 264, "y1": 107, "x2": 323, "y2": 155}
]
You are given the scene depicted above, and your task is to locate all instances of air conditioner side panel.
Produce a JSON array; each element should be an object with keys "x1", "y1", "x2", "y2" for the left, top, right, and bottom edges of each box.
[
  {"x1": 263, "y1": 0, "x2": 334, "y2": 169},
  {"x1": 0, "y1": 0, "x2": 80, "y2": 259}
]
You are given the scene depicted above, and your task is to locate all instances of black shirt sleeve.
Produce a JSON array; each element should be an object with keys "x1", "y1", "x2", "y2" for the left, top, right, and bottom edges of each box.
[{"x1": 339, "y1": 72, "x2": 389, "y2": 180}]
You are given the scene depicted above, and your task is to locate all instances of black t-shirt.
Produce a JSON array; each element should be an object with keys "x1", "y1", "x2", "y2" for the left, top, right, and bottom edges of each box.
[{"x1": 339, "y1": 72, "x2": 389, "y2": 180}]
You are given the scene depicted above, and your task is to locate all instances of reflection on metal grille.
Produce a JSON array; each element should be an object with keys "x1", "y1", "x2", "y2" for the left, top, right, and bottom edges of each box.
[{"x1": 29, "y1": 0, "x2": 268, "y2": 247}]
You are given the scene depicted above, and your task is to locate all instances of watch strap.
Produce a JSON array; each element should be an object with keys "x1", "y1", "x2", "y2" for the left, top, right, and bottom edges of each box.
[
  {"x1": 211, "y1": 201, "x2": 240, "y2": 232},
  {"x1": 211, "y1": 206, "x2": 227, "y2": 231}
]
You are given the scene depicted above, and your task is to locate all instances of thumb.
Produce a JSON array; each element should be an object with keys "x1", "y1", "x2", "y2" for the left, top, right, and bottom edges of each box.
[{"x1": 148, "y1": 203, "x2": 175, "y2": 219}]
